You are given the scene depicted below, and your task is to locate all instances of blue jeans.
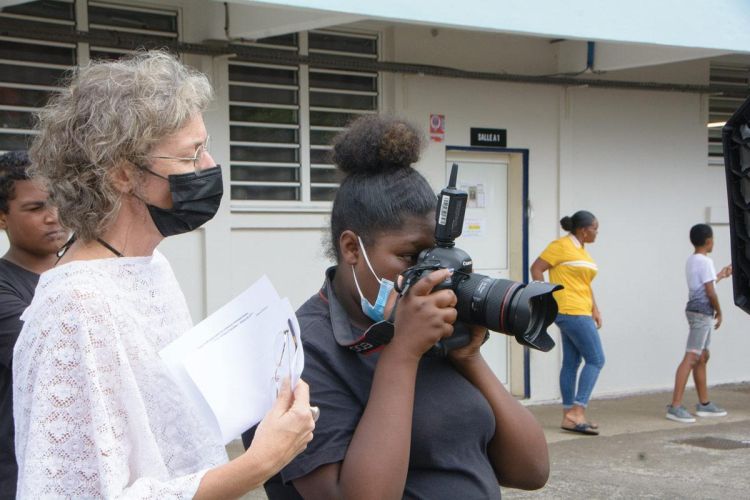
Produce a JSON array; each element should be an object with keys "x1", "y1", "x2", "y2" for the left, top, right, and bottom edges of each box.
[{"x1": 556, "y1": 313, "x2": 605, "y2": 408}]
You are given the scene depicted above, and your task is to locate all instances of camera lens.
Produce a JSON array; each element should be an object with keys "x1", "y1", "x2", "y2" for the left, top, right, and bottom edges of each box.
[{"x1": 454, "y1": 273, "x2": 561, "y2": 352}]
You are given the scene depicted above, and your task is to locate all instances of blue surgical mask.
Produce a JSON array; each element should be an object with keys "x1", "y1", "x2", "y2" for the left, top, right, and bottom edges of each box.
[{"x1": 352, "y1": 236, "x2": 395, "y2": 322}]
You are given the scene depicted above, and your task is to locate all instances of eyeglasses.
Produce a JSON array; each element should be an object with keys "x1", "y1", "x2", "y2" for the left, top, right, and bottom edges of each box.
[
  {"x1": 150, "y1": 135, "x2": 211, "y2": 169},
  {"x1": 272, "y1": 324, "x2": 299, "y2": 397}
]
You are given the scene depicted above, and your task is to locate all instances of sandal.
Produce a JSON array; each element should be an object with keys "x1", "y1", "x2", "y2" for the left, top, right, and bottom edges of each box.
[
  {"x1": 563, "y1": 411, "x2": 599, "y2": 430},
  {"x1": 561, "y1": 421, "x2": 599, "y2": 435},
  {"x1": 561, "y1": 416, "x2": 599, "y2": 435}
]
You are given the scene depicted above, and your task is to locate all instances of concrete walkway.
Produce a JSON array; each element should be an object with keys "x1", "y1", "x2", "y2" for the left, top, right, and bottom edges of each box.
[
  {"x1": 232, "y1": 383, "x2": 750, "y2": 499},
  {"x1": 507, "y1": 383, "x2": 750, "y2": 499}
]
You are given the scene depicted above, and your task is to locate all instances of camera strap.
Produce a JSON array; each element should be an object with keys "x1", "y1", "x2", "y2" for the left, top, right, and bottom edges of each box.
[
  {"x1": 344, "y1": 319, "x2": 395, "y2": 354},
  {"x1": 341, "y1": 299, "x2": 401, "y2": 354}
]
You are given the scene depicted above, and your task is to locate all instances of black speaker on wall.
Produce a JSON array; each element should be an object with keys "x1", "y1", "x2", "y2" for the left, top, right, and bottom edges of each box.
[{"x1": 723, "y1": 96, "x2": 750, "y2": 315}]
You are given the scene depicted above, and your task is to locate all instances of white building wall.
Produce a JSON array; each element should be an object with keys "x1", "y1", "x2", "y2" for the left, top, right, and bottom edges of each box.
[
  {"x1": 560, "y1": 86, "x2": 746, "y2": 396},
  {"x1": 378, "y1": 25, "x2": 750, "y2": 400},
  {"x1": 227, "y1": 216, "x2": 333, "y2": 309},
  {"x1": 2, "y1": 13, "x2": 748, "y2": 402},
  {"x1": 158, "y1": 229, "x2": 207, "y2": 320},
  {"x1": 390, "y1": 72, "x2": 564, "y2": 399}
]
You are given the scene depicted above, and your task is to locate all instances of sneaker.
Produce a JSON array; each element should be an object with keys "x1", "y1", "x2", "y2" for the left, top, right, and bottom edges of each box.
[
  {"x1": 695, "y1": 402, "x2": 728, "y2": 417},
  {"x1": 666, "y1": 404, "x2": 696, "y2": 423}
]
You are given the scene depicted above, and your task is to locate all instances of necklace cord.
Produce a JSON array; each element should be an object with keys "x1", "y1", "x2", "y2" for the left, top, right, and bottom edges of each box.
[{"x1": 96, "y1": 238, "x2": 124, "y2": 258}]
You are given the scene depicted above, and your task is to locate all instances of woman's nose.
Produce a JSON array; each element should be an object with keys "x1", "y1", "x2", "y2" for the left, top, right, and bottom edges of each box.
[{"x1": 197, "y1": 150, "x2": 216, "y2": 170}]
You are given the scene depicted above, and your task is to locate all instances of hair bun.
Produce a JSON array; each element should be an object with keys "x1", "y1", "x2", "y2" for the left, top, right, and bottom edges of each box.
[
  {"x1": 560, "y1": 216, "x2": 573, "y2": 232},
  {"x1": 332, "y1": 115, "x2": 423, "y2": 176}
]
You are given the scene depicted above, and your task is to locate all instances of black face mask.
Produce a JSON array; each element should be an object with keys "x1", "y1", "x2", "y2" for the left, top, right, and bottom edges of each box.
[{"x1": 142, "y1": 165, "x2": 224, "y2": 237}]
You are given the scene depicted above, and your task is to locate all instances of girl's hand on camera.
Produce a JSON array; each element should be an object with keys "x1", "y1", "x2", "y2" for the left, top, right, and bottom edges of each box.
[
  {"x1": 390, "y1": 268, "x2": 457, "y2": 360},
  {"x1": 448, "y1": 325, "x2": 488, "y2": 367}
]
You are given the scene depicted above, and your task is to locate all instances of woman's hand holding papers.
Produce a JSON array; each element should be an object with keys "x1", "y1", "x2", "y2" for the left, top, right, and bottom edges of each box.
[
  {"x1": 250, "y1": 378, "x2": 316, "y2": 471},
  {"x1": 195, "y1": 378, "x2": 315, "y2": 499}
]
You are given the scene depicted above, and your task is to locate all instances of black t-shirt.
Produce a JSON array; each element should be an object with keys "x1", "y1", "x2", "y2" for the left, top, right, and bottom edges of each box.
[
  {"x1": 250, "y1": 267, "x2": 501, "y2": 500},
  {"x1": 0, "y1": 258, "x2": 39, "y2": 499}
]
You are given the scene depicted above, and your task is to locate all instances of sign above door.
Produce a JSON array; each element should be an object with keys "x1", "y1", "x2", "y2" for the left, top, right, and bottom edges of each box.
[{"x1": 470, "y1": 128, "x2": 507, "y2": 147}]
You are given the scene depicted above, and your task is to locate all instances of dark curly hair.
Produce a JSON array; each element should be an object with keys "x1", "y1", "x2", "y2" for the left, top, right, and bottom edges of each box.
[
  {"x1": 328, "y1": 115, "x2": 436, "y2": 260},
  {"x1": 560, "y1": 210, "x2": 596, "y2": 233},
  {"x1": 0, "y1": 150, "x2": 31, "y2": 213}
]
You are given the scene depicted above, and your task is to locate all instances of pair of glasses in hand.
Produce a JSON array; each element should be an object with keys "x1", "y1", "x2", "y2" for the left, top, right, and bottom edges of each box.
[{"x1": 272, "y1": 322, "x2": 299, "y2": 397}]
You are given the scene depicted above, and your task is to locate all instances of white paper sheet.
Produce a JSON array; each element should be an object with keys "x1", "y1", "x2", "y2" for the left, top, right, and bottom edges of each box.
[
  {"x1": 184, "y1": 297, "x2": 303, "y2": 443},
  {"x1": 160, "y1": 276, "x2": 303, "y2": 444}
]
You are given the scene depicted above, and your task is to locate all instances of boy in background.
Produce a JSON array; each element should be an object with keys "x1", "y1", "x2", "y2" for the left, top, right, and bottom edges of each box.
[
  {"x1": 0, "y1": 151, "x2": 66, "y2": 498},
  {"x1": 666, "y1": 223, "x2": 732, "y2": 423}
]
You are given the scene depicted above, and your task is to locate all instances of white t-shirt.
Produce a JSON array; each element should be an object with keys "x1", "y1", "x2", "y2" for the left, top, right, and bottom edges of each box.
[
  {"x1": 13, "y1": 251, "x2": 228, "y2": 499},
  {"x1": 685, "y1": 253, "x2": 717, "y2": 315}
]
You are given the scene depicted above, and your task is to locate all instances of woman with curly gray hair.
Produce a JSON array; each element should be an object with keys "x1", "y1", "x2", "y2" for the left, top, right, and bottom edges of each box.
[{"x1": 12, "y1": 51, "x2": 314, "y2": 499}]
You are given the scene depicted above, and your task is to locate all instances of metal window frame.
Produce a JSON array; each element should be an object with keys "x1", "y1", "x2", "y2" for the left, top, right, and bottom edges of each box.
[
  {"x1": 0, "y1": 32, "x2": 75, "y2": 153},
  {"x1": 308, "y1": 28, "x2": 378, "y2": 59},
  {"x1": 229, "y1": 28, "x2": 381, "y2": 209},
  {"x1": 0, "y1": 0, "x2": 182, "y2": 154},
  {"x1": 88, "y1": 0, "x2": 178, "y2": 17},
  {"x1": 228, "y1": 52, "x2": 303, "y2": 202},
  {"x1": 230, "y1": 36, "x2": 306, "y2": 207},
  {"x1": 0, "y1": 0, "x2": 75, "y2": 26},
  {"x1": 86, "y1": 0, "x2": 182, "y2": 52}
]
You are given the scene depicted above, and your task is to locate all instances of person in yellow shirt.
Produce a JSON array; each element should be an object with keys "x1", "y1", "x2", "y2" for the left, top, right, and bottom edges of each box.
[{"x1": 531, "y1": 210, "x2": 603, "y2": 435}]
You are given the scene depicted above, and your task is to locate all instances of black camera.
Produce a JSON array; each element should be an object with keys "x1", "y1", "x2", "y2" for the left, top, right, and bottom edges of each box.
[{"x1": 398, "y1": 163, "x2": 562, "y2": 355}]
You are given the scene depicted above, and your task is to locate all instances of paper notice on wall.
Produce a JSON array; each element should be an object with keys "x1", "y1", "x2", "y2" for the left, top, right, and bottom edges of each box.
[
  {"x1": 430, "y1": 114, "x2": 445, "y2": 142},
  {"x1": 463, "y1": 217, "x2": 485, "y2": 237},
  {"x1": 460, "y1": 182, "x2": 486, "y2": 208}
]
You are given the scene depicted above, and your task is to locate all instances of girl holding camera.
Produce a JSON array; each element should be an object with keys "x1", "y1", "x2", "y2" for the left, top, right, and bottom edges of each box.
[{"x1": 253, "y1": 115, "x2": 548, "y2": 499}]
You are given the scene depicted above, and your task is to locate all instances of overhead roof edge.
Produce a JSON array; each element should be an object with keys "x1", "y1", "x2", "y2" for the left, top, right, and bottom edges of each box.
[{"x1": 227, "y1": 0, "x2": 750, "y2": 54}]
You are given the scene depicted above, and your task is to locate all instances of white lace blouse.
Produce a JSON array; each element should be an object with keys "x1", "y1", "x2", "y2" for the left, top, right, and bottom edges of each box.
[{"x1": 13, "y1": 251, "x2": 228, "y2": 499}]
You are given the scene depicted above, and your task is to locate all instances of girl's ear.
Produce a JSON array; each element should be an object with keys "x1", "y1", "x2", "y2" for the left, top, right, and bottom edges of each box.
[{"x1": 339, "y1": 230, "x2": 360, "y2": 266}]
